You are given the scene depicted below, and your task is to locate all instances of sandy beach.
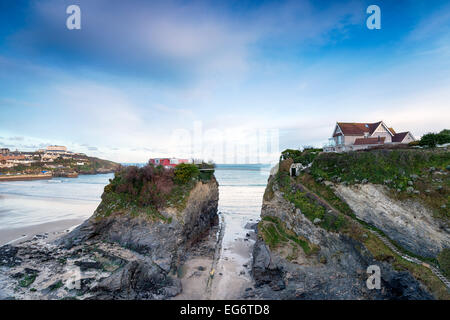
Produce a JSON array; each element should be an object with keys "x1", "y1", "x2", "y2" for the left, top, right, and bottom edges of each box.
[
  {"x1": 0, "y1": 174, "x2": 111, "y2": 247},
  {"x1": 0, "y1": 219, "x2": 83, "y2": 246},
  {"x1": 0, "y1": 174, "x2": 53, "y2": 182}
]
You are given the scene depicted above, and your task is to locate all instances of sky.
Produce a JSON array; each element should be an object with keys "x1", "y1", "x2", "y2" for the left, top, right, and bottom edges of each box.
[{"x1": 0, "y1": 0, "x2": 449, "y2": 163}]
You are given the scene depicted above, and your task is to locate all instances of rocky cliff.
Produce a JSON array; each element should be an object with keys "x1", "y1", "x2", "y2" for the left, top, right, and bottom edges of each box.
[
  {"x1": 250, "y1": 148, "x2": 450, "y2": 300},
  {"x1": 334, "y1": 183, "x2": 450, "y2": 258},
  {"x1": 0, "y1": 164, "x2": 219, "y2": 300}
]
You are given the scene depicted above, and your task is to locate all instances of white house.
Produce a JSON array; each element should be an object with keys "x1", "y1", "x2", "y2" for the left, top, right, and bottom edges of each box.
[{"x1": 324, "y1": 121, "x2": 415, "y2": 152}]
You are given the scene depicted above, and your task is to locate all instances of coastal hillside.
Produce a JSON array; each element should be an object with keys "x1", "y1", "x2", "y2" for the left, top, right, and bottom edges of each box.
[
  {"x1": 251, "y1": 147, "x2": 450, "y2": 300},
  {"x1": 0, "y1": 154, "x2": 120, "y2": 177},
  {"x1": 0, "y1": 162, "x2": 218, "y2": 300},
  {"x1": 76, "y1": 156, "x2": 120, "y2": 174}
]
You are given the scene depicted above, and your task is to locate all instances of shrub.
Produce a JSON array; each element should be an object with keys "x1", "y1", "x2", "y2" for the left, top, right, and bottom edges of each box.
[
  {"x1": 281, "y1": 148, "x2": 320, "y2": 165},
  {"x1": 419, "y1": 129, "x2": 450, "y2": 147},
  {"x1": 103, "y1": 163, "x2": 178, "y2": 209},
  {"x1": 174, "y1": 163, "x2": 199, "y2": 184},
  {"x1": 437, "y1": 248, "x2": 450, "y2": 277}
]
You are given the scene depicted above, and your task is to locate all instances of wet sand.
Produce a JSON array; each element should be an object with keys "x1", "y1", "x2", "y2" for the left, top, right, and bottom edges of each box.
[
  {"x1": 209, "y1": 221, "x2": 257, "y2": 299},
  {"x1": 0, "y1": 219, "x2": 83, "y2": 246},
  {"x1": 173, "y1": 257, "x2": 213, "y2": 300}
]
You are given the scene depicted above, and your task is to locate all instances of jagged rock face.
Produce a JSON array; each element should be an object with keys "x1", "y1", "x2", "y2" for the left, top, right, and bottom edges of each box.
[
  {"x1": 61, "y1": 177, "x2": 218, "y2": 266},
  {"x1": 180, "y1": 178, "x2": 220, "y2": 248},
  {"x1": 251, "y1": 186, "x2": 434, "y2": 300},
  {"x1": 334, "y1": 183, "x2": 450, "y2": 258},
  {"x1": 1, "y1": 177, "x2": 219, "y2": 300},
  {"x1": 90, "y1": 260, "x2": 182, "y2": 300}
]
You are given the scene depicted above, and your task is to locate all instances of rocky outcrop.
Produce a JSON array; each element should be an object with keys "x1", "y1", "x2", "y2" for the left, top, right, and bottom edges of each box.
[
  {"x1": 334, "y1": 183, "x2": 450, "y2": 258},
  {"x1": 60, "y1": 177, "x2": 219, "y2": 271},
  {"x1": 0, "y1": 177, "x2": 219, "y2": 300},
  {"x1": 250, "y1": 176, "x2": 435, "y2": 300}
]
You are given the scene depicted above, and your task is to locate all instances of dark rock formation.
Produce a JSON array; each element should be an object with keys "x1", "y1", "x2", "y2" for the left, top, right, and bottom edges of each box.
[
  {"x1": 90, "y1": 260, "x2": 182, "y2": 299},
  {"x1": 250, "y1": 177, "x2": 435, "y2": 300}
]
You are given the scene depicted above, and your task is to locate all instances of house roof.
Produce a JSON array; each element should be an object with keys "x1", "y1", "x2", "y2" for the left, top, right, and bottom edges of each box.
[
  {"x1": 354, "y1": 137, "x2": 386, "y2": 145},
  {"x1": 392, "y1": 132, "x2": 409, "y2": 143},
  {"x1": 334, "y1": 121, "x2": 383, "y2": 136},
  {"x1": 0, "y1": 155, "x2": 26, "y2": 161}
]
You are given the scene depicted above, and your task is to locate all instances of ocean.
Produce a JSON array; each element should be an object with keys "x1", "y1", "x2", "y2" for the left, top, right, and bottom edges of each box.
[
  {"x1": 0, "y1": 165, "x2": 271, "y2": 250},
  {"x1": 0, "y1": 173, "x2": 113, "y2": 231}
]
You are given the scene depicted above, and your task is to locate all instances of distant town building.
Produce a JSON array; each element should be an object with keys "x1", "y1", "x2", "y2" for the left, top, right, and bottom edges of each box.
[
  {"x1": 0, "y1": 144, "x2": 91, "y2": 169},
  {"x1": 46, "y1": 146, "x2": 67, "y2": 153},
  {"x1": 0, "y1": 154, "x2": 28, "y2": 168},
  {"x1": 0, "y1": 148, "x2": 10, "y2": 155},
  {"x1": 149, "y1": 158, "x2": 189, "y2": 168},
  {"x1": 324, "y1": 121, "x2": 415, "y2": 152}
]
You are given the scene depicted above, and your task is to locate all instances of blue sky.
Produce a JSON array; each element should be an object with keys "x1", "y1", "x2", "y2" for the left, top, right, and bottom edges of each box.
[{"x1": 0, "y1": 0, "x2": 449, "y2": 163}]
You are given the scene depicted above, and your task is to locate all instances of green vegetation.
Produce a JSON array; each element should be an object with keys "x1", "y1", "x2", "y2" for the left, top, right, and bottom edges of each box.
[
  {"x1": 362, "y1": 232, "x2": 449, "y2": 300},
  {"x1": 280, "y1": 147, "x2": 322, "y2": 165},
  {"x1": 308, "y1": 149, "x2": 449, "y2": 219},
  {"x1": 48, "y1": 280, "x2": 64, "y2": 291},
  {"x1": 263, "y1": 177, "x2": 275, "y2": 201},
  {"x1": 174, "y1": 163, "x2": 200, "y2": 184},
  {"x1": 437, "y1": 248, "x2": 450, "y2": 278},
  {"x1": 310, "y1": 149, "x2": 449, "y2": 187},
  {"x1": 267, "y1": 149, "x2": 450, "y2": 298},
  {"x1": 259, "y1": 216, "x2": 318, "y2": 256},
  {"x1": 95, "y1": 161, "x2": 214, "y2": 219},
  {"x1": 278, "y1": 146, "x2": 449, "y2": 220},
  {"x1": 18, "y1": 274, "x2": 37, "y2": 288},
  {"x1": 297, "y1": 173, "x2": 353, "y2": 216},
  {"x1": 418, "y1": 129, "x2": 450, "y2": 148},
  {"x1": 275, "y1": 167, "x2": 349, "y2": 234}
]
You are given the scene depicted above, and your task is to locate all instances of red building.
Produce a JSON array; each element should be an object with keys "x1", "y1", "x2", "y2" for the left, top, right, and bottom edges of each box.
[{"x1": 149, "y1": 158, "x2": 189, "y2": 168}]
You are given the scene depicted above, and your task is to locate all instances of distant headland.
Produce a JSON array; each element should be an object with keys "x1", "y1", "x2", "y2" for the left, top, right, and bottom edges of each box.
[{"x1": 0, "y1": 145, "x2": 119, "y2": 181}]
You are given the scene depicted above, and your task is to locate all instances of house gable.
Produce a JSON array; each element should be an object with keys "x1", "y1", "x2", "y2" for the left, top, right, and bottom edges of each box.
[
  {"x1": 370, "y1": 121, "x2": 394, "y2": 137},
  {"x1": 392, "y1": 131, "x2": 415, "y2": 143},
  {"x1": 332, "y1": 123, "x2": 343, "y2": 137}
]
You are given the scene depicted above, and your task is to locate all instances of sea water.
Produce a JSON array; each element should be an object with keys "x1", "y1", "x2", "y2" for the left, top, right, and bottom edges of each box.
[{"x1": 0, "y1": 174, "x2": 113, "y2": 230}]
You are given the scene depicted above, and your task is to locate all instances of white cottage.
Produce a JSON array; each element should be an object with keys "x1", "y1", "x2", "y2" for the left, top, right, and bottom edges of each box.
[{"x1": 324, "y1": 121, "x2": 415, "y2": 152}]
